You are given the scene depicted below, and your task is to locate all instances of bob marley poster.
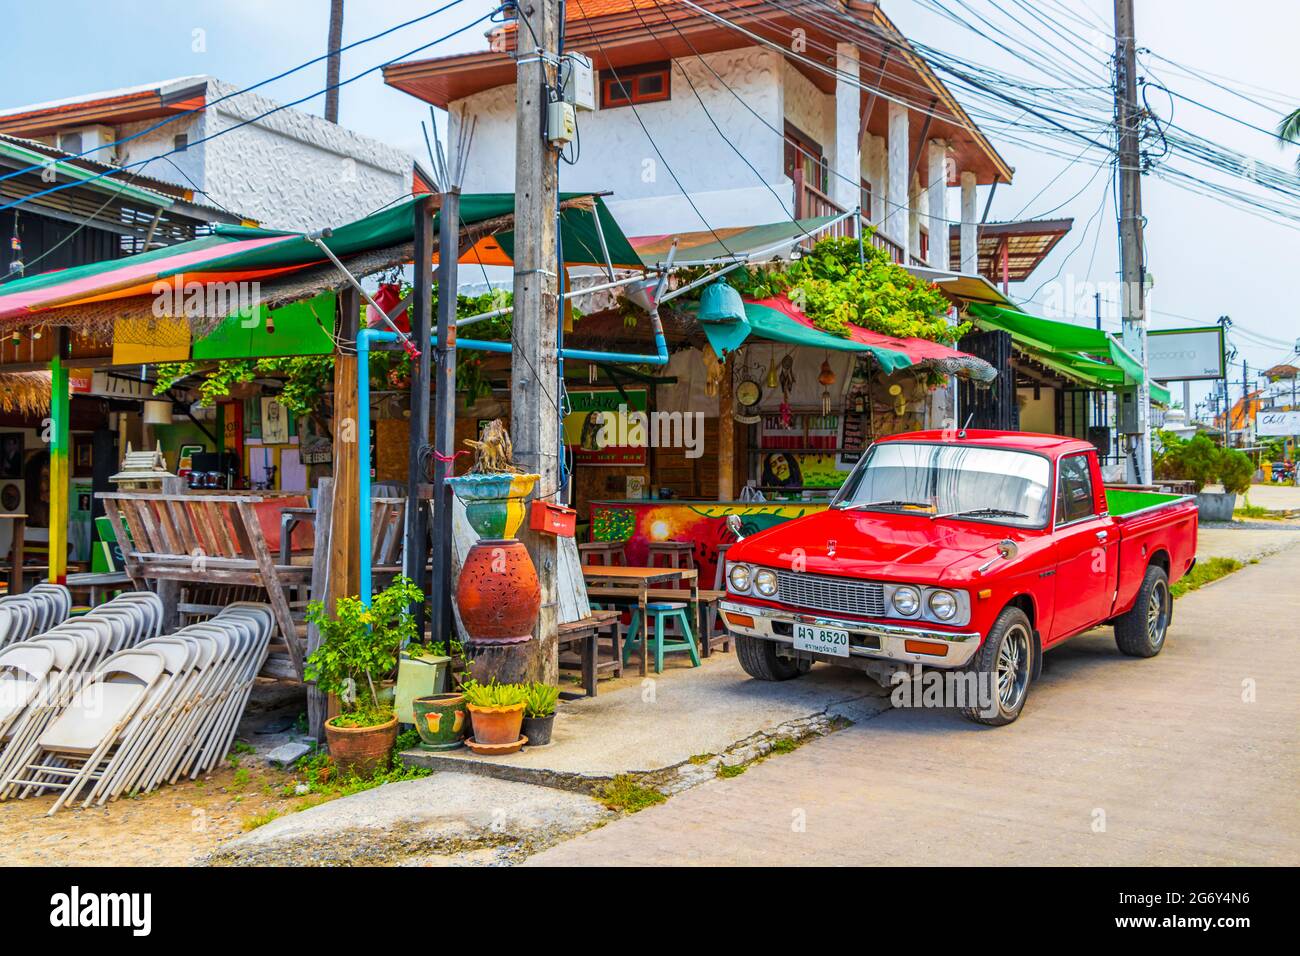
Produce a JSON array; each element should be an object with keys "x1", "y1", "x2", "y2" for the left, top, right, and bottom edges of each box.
[{"x1": 564, "y1": 388, "x2": 649, "y2": 466}]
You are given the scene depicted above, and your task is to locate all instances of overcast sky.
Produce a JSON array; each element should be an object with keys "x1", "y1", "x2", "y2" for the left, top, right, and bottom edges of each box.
[{"x1": 2, "y1": 0, "x2": 1295, "y2": 413}]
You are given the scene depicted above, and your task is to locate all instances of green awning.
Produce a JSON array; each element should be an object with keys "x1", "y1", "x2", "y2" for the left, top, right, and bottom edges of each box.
[
  {"x1": 629, "y1": 216, "x2": 840, "y2": 268},
  {"x1": 969, "y1": 303, "x2": 1162, "y2": 400}
]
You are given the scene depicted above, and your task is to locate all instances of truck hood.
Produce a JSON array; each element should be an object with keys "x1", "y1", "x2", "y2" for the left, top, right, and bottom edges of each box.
[{"x1": 727, "y1": 508, "x2": 1037, "y2": 585}]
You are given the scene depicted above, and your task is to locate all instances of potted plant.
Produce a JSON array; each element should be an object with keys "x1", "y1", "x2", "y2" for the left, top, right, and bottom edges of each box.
[
  {"x1": 462, "y1": 679, "x2": 529, "y2": 754},
  {"x1": 305, "y1": 576, "x2": 421, "y2": 776},
  {"x1": 1156, "y1": 433, "x2": 1252, "y2": 521},
  {"x1": 522, "y1": 682, "x2": 560, "y2": 747}
]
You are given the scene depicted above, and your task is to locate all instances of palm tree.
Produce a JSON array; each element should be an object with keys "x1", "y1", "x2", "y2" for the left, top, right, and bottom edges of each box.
[{"x1": 1280, "y1": 109, "x2": 1300, "y2": 172}]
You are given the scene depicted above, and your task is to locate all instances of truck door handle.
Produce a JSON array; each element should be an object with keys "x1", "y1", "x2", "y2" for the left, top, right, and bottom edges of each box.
[{"x1": 1095, "y1": 530, "x2": 1109, "y2": 542}]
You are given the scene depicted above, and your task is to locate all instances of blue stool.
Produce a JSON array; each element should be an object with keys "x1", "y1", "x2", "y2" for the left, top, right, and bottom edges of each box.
[{"x1": 623, "y1": 602, "x2": 700, "y2": 673}]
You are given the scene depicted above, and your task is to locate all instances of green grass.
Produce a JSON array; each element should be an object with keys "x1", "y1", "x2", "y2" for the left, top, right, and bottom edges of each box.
[
  {"x1": 768, "y1": 736, "x2": 799, "y2": 755},
  {"x1": 716, "y1": 763, "x2": 746, "y2": 779},
  {"x1": 597, "y1": 775, "x2": 666, "y2": 813},
  {"x1": 1172, "y1": 556, "x2": 1243, "y2": 598},
  {"x1": 241, "y1": 809, "x2": 283, "y2": 831}
]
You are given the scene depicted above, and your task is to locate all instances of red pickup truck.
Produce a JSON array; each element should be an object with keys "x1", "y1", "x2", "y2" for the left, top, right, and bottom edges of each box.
[{"x1": 719, "y1": 430, "x2": 1198, "y2": 725}]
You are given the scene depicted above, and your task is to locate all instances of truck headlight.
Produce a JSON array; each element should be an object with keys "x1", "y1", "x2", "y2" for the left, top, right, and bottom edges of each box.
[
  {"x1": 754, "y1": 568, "x2": 778, "y2": 597},
  {"x1": 928, "y1": 590, "x2": 958, "y2": 621},
  {"x1": 728, "y1": 563, "x2": 752, "y2": 593},
  {"x1": 892, "y1": 586, "x2": 921, "y2": 616}
]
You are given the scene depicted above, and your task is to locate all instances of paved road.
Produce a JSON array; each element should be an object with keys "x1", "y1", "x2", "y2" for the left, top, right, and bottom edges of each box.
[{"x1": 527, "y1": 542, "x2": 1300, "y2": 866}]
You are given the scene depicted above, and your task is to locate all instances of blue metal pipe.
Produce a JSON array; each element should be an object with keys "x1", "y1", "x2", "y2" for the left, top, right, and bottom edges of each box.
[
  {"x1": 357, "y1": 327, "x2": 399, "y2": 605},
  {"x1": 448, "y1": 313, "x2": 670, "y2": 367}
]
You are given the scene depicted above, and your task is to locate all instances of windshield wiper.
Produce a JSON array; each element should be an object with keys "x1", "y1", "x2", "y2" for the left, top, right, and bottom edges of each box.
[
  {"x1": 931, "y1": 507, "x2": 1028, "y2": 521},
  {"x1": 837, "y1": 499, "x2": 934, "y2": 512}
]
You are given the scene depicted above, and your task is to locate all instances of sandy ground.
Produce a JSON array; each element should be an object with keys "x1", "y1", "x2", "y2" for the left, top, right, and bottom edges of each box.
[{"x1": 0, "y1": 682, "x2": 320, "y2": 867}]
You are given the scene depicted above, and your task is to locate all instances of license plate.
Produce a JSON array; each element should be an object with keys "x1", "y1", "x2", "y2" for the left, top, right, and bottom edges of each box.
[{"x1": 793, "y1": 622, "x2": 850, "y2": 657}]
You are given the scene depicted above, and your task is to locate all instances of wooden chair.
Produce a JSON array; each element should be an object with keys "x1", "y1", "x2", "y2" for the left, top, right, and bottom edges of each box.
[
  {"x1": 98, "y1": 492, "x2": 310, "y2": 680},
  {"x1": 702, "y1": 541, "x2": 733, "y2": 654},
  {"x1": 578, "y1": 541, "x2": 626, "y2": 566}
]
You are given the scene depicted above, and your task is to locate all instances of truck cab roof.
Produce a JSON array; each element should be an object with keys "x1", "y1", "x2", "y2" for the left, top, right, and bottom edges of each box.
[{"x1": 877, "y1": 429, "x2": 1097, "y2": 460}]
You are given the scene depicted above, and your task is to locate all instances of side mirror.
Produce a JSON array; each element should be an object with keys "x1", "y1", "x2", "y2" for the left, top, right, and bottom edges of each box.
[
  {"x1": 725, "y1": 514, "x2": 745, "y2": 540},
  {"x1": 997, "y1": 539, "x2": 1018, "y2": 561}
]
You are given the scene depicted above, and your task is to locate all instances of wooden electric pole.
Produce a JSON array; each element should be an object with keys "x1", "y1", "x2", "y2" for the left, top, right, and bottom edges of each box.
[
  {"x1": 1114, "y1": 0, "x2": 1151, "y2": 482},
  {"x1": 325, "y1": 0, "x2": 345, "y2": 123},
  {"x1": 505, "y1": 0, "x2": 561, "y2": 684}
]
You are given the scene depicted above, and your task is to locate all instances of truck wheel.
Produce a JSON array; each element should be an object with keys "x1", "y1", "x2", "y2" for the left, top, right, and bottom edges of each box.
[
  {"x1": 961, "y1": 607, "x2": 1033, "y2": 726},
  {"x1": 735, "y1": 635, "x2": 808, "y2": 681},
  {"x1": 1114, "y1": 565, "x2": 1170, "y2": 658}
]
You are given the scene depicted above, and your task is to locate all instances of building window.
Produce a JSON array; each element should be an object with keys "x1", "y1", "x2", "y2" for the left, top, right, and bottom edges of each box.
[
  {"x1": 601, "y1": 62, "x2": 671, "y2": 108},
  {"x1": 783, "y1": 122, "x2": 826, "y2": 193},
  {"x1": 173, "y1": 134, "x2": 189, "y2": 152}
]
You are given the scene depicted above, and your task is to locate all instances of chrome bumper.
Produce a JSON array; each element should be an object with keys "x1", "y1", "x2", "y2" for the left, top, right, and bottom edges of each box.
[{"x1": 718, "y1": 599, "x2": 983, "y2": 668}]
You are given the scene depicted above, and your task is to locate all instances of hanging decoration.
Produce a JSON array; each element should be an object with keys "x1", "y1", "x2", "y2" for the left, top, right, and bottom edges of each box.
[
  {"x1": 765, "y1": 344, "x2": 779, "y2": 390},
  {"x1": 818, "y1": 354, "x2": 837, "y2": 416},
  {"x1": 778, "y1": 353, "x2": 796, "y2": 428}
]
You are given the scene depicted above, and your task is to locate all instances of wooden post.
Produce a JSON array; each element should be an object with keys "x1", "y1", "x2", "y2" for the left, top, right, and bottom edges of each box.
[
  {"x1": 430, "y1": 190, "x2": 459, "y2": 650},
  {"x1": 328, "y1": 289, "x2": 362, "y2": 612},
  {"x1": 405, "y1": 195, "x2": 434, "y2": 632},
  {"x1": 507, "y1": 0, "x2": 562, "y2": 685},
  {"x1": 718, "y1": 353, "x2": 734, "y2": 501},
  {"x1": 306, "y1": 477, "x2": 334, "y2": 740},
  {"x1": 47, "y1": 329, "x2": 71, "y2": 584}
]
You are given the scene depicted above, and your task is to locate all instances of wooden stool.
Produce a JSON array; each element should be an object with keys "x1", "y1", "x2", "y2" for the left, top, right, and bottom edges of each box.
[
  {"x1": 646, "y1": 541, "x2": 695, "y2": 569},
  {"x1": 623, "y1": 602, "x2": 700, "y2": 673},
  {"x1": 702, "y1": 542, "x2": 734, "y2": 654},
  {"x1": 578, "y1": 541, "x2": 626, "y2": 566}
]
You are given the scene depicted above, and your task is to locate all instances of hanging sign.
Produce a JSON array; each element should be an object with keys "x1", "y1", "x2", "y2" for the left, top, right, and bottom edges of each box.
[
  {"x1": 1257, "y1": 410, "x2": 1300, "y2": 436},
  {"x1": 563, "y1": 388, "x2": 649, "y2": 466}
]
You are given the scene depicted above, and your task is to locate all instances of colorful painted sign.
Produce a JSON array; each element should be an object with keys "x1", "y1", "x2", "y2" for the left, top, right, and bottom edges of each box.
[
  {"x1": 589, "y1": 499, "x2": 829, "y2": 588},
  {"x1": 564, "y1": 388, "x2": 649, "y2": 466}
]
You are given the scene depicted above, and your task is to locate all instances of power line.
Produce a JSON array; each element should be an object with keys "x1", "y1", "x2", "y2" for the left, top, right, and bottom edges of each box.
[{"x1": 0, "y1": 6, "x2": 501, "y2": 214}]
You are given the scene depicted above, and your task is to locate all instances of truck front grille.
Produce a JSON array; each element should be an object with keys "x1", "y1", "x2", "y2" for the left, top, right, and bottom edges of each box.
[{"x1": 775, "y1": 570, "x2": 886, "y2": 617}]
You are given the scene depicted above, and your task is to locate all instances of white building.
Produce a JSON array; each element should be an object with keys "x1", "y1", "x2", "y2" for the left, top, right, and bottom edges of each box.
[
  {"x1": 384, "y1": 0, "x2": 1013, "y2": 269},
  {"x1": 0, "y1": 75, "x2": 418, "y2": 231}
]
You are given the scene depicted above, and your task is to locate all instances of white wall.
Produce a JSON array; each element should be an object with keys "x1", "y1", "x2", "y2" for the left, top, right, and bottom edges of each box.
[
  {"x1": 451, "y1": 47, "x2": 791, "y2": 236},
  {"x1": 201, "y1": 80, "x2": 413, "y2": 230}
]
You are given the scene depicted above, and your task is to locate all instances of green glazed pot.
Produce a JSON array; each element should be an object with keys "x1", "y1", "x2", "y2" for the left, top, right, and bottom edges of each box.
[
  {"x1": 411, "y1": 694, "x2": 468, "y2": 750},
  {"x1": 446, "y1": 473, "x2": 540, "y2": 540}
]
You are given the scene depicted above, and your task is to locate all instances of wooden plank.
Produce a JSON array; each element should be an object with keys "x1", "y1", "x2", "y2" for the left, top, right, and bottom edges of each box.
[
  {"x1": 556, "y1": 535, "x2": 590, "y2": 625},
  {"x1": 236, "y1": 499, "x2": 304, "y2": 678},
  {"x1": 204, "y1": 500, "x2": 238, "y2": 558},
  {"x1": 305, "y1": 478, "x2": 333, "y2": 741},
  {"x1": 328, "y1": 288, "x2": 361, "y2": 613}
]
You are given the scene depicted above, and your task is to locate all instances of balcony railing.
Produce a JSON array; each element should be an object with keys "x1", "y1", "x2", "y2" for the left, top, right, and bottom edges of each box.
[{"x1": 792, "y1": 168, "x2": 911, "y2": 266}]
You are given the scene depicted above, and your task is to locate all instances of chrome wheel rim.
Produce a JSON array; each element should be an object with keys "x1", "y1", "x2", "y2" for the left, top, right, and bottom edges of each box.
[
  {"x1": 1147, "y1": 580, "x2": 1169, "y2": 648},
  {"x1": 996, "y1": 625, "x2": 1030, "y2": 711}
]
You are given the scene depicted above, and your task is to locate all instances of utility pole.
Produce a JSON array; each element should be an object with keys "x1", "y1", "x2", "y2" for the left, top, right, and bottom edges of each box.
[
  {"x1": 1113, "y1": 0, "x2": 1151, "y2": 482},
  {"x1": 507, "y1": 0, "x2": 561, "y2": 685},
  {"x1": 324, "y1": 0, "x2": 345, "y2": 123}
]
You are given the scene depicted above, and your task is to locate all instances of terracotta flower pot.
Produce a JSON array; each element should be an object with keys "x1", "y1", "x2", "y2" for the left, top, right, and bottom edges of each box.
[
  {"x1": 411, "y1": 693, "x2": 468, "y2": 751},
  {"x1": 324, "y1": 714, "x2": 398, "y2": 778},
  {"x1": 466, "y1": 702, "x2": 526, "y2": 746},
  {"x1": 457, "y1": 539, "x2": 540, "y2": 644}
]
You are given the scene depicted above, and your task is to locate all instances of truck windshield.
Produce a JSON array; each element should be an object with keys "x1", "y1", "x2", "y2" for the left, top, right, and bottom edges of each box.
[{"x1": 833, "y1": 443, "x2": 1051, "y2": 528}]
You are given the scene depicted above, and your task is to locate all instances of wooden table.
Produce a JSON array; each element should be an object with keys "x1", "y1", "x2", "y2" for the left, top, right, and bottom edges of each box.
[
  {"x1": 1, "y1": 513, "x2": 25, "y2": 595},
  {"x1": 581, "y1": 565, "x2": 699, "y2": 677}
]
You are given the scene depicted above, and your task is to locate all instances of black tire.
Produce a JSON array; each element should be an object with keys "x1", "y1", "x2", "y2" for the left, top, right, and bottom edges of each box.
[
  {"x1": 960, "y1": 606, "x2": 1034, "y2": 726},
  {"x1": 1114, "y1": 564, "x2": 1170, "y2": 658},
  {"x1": 735, "y1": 634, "x2": 807, "y2": 681}
]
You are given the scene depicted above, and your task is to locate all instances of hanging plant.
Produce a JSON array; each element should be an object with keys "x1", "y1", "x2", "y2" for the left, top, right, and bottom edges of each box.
[{"x1": 676, "y1": 235, "x2": 966, "y2": 344}]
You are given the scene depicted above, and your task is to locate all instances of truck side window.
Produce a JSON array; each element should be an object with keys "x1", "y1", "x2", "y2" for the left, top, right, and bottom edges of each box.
[{"x1": 1056, "y1": 454, "x2": 1095, "y2": 525}]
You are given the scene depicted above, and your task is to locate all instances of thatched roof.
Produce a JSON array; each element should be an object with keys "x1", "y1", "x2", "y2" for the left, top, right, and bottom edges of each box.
[{"x1": 0, "y1": 371, "x2": 51, "y2": 414}]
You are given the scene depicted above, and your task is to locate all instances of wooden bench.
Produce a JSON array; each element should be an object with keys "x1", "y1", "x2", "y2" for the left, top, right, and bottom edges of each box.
[
  {"x1": 556, "y1": 609, "x2": 623, "y2": 698},
  {"x1": 98, "y1": 491, "x2": 311, "y2": 679}
]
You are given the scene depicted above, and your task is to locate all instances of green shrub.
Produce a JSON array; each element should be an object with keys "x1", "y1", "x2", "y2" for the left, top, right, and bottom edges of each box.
[
  {"x1": 524, "y1": 682, "x2": 560, "y2": 718},
  {"x1": 1218, "y1": 448, "x2": 1254, "y2": 495},
  {"x1": 461, "y1": 679, "x2": 528, "y2": 709},
  {"x1": 304, "y1": 576, "x2": 423, "y2": 725}
]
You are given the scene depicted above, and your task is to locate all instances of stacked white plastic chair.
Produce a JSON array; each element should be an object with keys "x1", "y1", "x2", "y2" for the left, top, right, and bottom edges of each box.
[
  {"x1": 0, "y1": 585, "x2": 74, "y2": 649},
  {"x1": 0, "y1": 601, "x2": 272, "y2": 814},
  {"x1": 0, "y1": 591, "x2": 162, "y2": 799}
]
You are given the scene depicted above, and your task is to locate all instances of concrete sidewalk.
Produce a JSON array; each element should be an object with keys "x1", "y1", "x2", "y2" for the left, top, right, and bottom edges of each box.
[
  {"x1": 525, "y1": 543, "x2": 1300, "y2": 866},
  {"x1": 402, "y1": 654, "x2": 891, "y2": 791}
]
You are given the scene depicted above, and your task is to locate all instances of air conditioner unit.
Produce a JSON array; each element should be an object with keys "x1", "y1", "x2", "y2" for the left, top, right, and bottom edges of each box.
[{"x1": 59, "y1": 124, "x2": 119, "y2": 164}]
